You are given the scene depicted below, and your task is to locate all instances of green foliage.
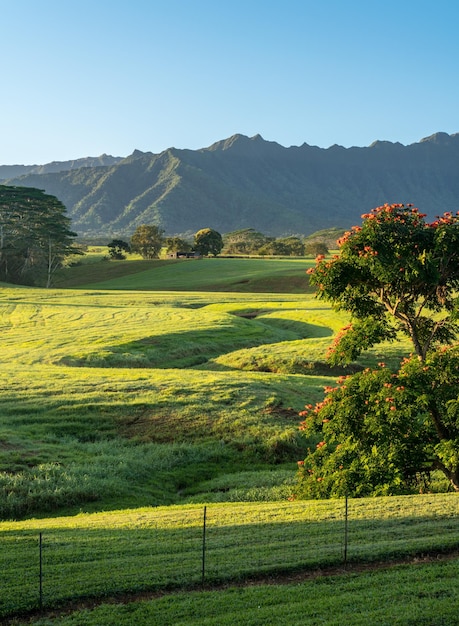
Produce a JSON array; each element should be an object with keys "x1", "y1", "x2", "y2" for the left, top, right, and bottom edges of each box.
[
  {"x1": 308, "y1": 204, "x2": 459, "y2": 361},
  {"x1": 297, "y1": 347, "x2": 459, "y2": 497},
  {"x1": 257, "y1": 238, "x2": 305, "y2": 256},
  {"x1": 304, "y1": 240, "x2": 329, "y2": 256},
  {"x1": 194, "y1": 227, "x2": 223, "y2": 256},
  {"x1": 164, "y1": 236, "x2": 193, "y2": 253},
  {"x1": 130, "y1": 224, "x2": 164, "y2": 259},
  {"x1": 302, "y1": 204, "x2": 459, "y2": 496},
  {"x1": 222, "y1": 228, "x2": 272, "y2": 254},
  {"x1": 107, "y1": 239, "x2": 130, "y2": 260},
  {"x1": 0, "y1": 185, "x2": 79, "y2": 286}
]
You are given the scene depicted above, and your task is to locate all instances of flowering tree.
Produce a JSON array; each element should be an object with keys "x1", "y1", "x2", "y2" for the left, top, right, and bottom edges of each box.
[
  {"x1": 308, "y1": 204, "x2": 459, "y2": 362},
  {"x1": 298, "y1": 204, "x2": 459, "y2": 496}
]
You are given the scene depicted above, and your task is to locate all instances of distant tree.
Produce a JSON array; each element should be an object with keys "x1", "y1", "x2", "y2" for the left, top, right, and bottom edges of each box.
[
  {"x1": 0, "y1": 185, "x2": 79, "y2": 287},
  {"x1": 130, "y1": 224, "x2": 164, "y2": 259},
  {"x1": 277, "y1": 236, "x2": 305, "y2": 256},
  {"x1": 223, "y1": 229, "x2": 272, "y2": 254},
  {"x1": 164, "y1": 236, "x2": 193, "y2": 254},
  {"x1": 304, "y1": 241, "x2": 329, "y2": 257},
  {"x1": 107, "y1": 239, "x2": 130, "y2": 260},
  {"x1": 194, "y1": 228, "x2": 223, "y2": 257},
  {"x1": 257, "y1": 240, "x2": 289, "y2": 256}
]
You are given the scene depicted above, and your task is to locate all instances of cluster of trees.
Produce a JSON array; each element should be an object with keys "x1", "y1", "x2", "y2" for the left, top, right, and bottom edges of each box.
[
  {"x1": 299, "y1": 204, "x2": 459, "y2": 496},
  {"x1": 108, "y1": 226, "x2": 332, "y2": 261},
  {"x1": 108, "y1": 226, "x2": 224, "y2": 260},
  {"x1": 222, "y1": 228, "x2": 329, "y2": 256},
  {"x1": 0, "y1": 185, "x2": 79, "y2": 287}
]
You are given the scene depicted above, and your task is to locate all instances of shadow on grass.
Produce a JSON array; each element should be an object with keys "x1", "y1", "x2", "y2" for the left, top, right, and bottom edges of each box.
[
  {"x1": 57, "y1": 317, "x2": 332, "y2": 369},
  {"x1": 2, "y1": 512, "x2": 459, "y2": 620}
]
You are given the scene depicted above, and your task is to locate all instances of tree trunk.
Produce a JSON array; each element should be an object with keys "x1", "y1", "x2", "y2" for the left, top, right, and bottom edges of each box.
[{"x1": 433, "y1": 460, "x2": 459, "y2": 491}]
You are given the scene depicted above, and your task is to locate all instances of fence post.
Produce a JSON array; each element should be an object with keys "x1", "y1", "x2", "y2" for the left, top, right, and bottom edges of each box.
[
  {"x1": 39, "y1": 532, "x2": 43, "y2": 610},
  {"x1": 343, "y1": 495, "x2": 349, "y2": 567},
  {"x1": 201, "y1": 506, "x2": 207, "y2": 585}
]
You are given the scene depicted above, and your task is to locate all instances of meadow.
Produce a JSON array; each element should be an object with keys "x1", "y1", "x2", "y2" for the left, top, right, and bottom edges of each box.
[{"x1": 1, "y1": 254, "x2": 456, "y2": 624}]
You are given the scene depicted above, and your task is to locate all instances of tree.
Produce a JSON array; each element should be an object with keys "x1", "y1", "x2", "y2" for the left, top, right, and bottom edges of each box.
[
  {"x1": 223, "y1": 229, "x2": 272, "y2": 254},
  {"x1": 308, "y1": 204, "x2": 459, "y2": 363},
  {"x1": 257, "y1": 239, "x2": 291, "y2": 255},
  {"x1": 107, "y1": 239, "x2": 130, "y2": 260},
  {"x1": 278, "y1": 236, "x2": 305, "y2": 256},
  {"x1": 0, "y1": 185, "x2": 79, "y2": 287},
  {"x1": 299, "y1": 204, "x2": 459, "y2": 496},
  {"x1": 194, "y1": 228, "x2": 223, "y2": 257},
  {"x1": 164, "y1": 236, "x2": 193, "y2": 254},
  {"x1": 304, "y1": 241, "x2": 328, "y2": 257},
  {"x1": 130, "y1": 224, "x2": 164, "y2": 259}
]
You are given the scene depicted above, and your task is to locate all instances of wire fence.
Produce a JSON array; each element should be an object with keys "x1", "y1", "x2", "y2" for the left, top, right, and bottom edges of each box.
[{"x1": 1, "y1": 494, "x2": 458, "y2": 619}]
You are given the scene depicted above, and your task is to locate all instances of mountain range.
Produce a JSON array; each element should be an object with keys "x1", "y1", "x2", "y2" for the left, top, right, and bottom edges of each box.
[{"x1": 1, "y1": 132, "x2": 458, "y2": 238}]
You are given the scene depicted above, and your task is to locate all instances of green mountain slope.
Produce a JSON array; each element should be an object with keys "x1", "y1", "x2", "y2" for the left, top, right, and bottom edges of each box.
[{"x1": 2, "y1": 131, "x2": 459, "y2": 237}]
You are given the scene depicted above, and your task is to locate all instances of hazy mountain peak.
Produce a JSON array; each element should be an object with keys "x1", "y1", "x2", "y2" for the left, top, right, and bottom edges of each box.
[{"x1": 419, "y1": 131, "x2": 456, "y2": 145}]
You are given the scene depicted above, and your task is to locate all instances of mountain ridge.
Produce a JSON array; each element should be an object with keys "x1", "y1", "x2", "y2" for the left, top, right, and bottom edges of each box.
[{"x1": 1, "y1": 132, "x2": 459, "y2": 237}]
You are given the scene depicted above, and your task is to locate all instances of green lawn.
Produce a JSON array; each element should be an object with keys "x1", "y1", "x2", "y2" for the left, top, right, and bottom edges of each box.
[
  {"x1": 1, "y1": 494, "x2": 458, "y2": 620},
  {"x1": 28, "y1": 558, "x2": 459, "y2": 625},
  {"x1": 57, "y1": 256, "x2": 316, "y2": 293}
]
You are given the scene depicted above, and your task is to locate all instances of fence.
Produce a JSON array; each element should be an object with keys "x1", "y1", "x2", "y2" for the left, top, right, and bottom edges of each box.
[{"x1": 1, "y1": 494, "x2": 458, "y2": 619}]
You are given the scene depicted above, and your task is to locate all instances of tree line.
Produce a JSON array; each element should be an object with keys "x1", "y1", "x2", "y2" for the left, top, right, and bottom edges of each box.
[
  {"x1": 108, "y1": 226, "x2": 330, "y2": 260},
  {"x1": 108, "y1": 226, "x2": 225, "y2": 260}
]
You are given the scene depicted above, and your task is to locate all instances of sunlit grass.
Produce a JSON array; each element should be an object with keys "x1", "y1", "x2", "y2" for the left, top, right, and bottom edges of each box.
[
  {"x1": 58, "y1": 256, "x2": 316, "y2": 293},
  {"x1": 0, "y1": 273, "x2": 412, "y2": 518},
  {"x1": 1, "y1": 494, "x2": 458, "y2": 619},
  {"x1": 0, "y1": 285, "x2": 345, "y2": 517}
]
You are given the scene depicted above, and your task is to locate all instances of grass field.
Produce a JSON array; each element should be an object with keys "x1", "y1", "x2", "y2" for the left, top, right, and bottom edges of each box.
[
  {"x1": 0, "y1": 282, "x2": 343, "y2": 516},
  {"x1": 1, "y1": 254, "x2": 454, "y2": 624},
  {"x1": 56, "y1": 254, "x2": 317, "y2": 293},
  {"x1": 26, "y1": 558, "x2": 459, "y2": 626},
  {"x1": 2, "y1": 494, "x2": 458, "y2": 620}
]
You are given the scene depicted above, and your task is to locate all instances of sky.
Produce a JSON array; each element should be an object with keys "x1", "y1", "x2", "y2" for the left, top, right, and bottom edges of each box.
[{"x1": 1, "y1": 0, "x2": 458, "y2": 164}]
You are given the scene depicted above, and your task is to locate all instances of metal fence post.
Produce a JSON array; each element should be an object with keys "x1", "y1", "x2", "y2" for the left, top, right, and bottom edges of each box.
[
  {"x1": 343, "y1": 495, "x2": 349, "y2": 566},
  {"x1": 39, "y1": 532, "x2": 43, "y2": 610},
  {"x1": 202, "y1": 506, "x2": 207, "y2": 585}
]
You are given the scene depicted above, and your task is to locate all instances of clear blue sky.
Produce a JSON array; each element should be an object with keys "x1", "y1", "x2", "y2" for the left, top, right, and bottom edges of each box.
[{"x1": 1, "y1": 0, "x2": 458, "y2": 164}]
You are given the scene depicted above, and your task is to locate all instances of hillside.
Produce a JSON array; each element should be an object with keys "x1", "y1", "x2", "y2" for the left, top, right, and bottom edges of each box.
[{"x1": 2, "y1": 131, "x2": 459, "y2": 237}]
